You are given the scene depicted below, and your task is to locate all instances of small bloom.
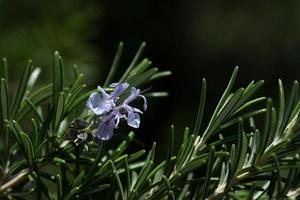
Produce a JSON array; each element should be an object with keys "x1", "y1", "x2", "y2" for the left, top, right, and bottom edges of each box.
[
  {"x1": 87, "y1": 83, "x2": 129, "y2": 115},
  {"x1": 87, "y1": 83, "x2": 147, "y2": 141}
]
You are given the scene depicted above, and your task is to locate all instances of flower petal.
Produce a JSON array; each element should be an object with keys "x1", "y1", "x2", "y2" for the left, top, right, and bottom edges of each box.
[
  {"x1": 124, "y1": 87, "x2": 140, "y2": 104},
  {"x1": 127, "y1": 111, "x2": 140, "y2": 128},
  {"x1": 133, "y1": 107, "x2": 143, "y2": 114},
  {"x1": 87, "y1": 92, "x2": 113, "y2": 115},
  {"x1": 97, "y1": 86, "x2": 110, "y2": 98},
  {"x1": 139, "y1": 94, "x2": 147, "y2": 110},
  {"x1": 95, "y1": 118, "x2": 115, "y2": 140},
  {"x1": 109, "y1": 82, "x2": 119, "y2": 87},
  {"x1": 110, "y1": 83, "x2": 129, "y2": 100}
]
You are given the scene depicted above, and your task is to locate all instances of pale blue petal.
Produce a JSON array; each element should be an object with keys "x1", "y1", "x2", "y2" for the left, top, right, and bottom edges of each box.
[
  {"x1": 97, "y1": 86, "x2": 110, "y2": 98},
  {"x1": 133, "y1": 107, "x2": 143, "y2": 114},
  {"x1": 95, "y1": 118, "x2": 115, "y2": 140},
  {"x1": 124, "y1": 87, "x2": 140, "y2": 104},
  {"x1": 127, "y1": 111, "x2": 140, "y2": 128},
  {"x1": 139, "y1": 94, "x2": 147, "y2": 110},
  {"x1": 123, "y1": 104, "x2": 143, "y2": 114},
  {"x1": 109, "y1": 83, "x2": 119, "y2": 87},
  {"x1": 87, "y1": 92, "x2": 113, "y2": 115},
  {"x1": 110, "y1": 83, "x2": 129, "y2": 99}
]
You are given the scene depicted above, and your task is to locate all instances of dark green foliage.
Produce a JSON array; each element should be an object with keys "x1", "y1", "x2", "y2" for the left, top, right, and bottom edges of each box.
[{"x1": 1, "y1": 44, "x2": 300, "y2": 200}]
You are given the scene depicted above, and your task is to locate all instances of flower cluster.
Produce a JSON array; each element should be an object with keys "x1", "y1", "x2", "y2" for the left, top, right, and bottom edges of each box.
[{"x1": 87, "y1": 83, "x2": 147, "y2": 140}]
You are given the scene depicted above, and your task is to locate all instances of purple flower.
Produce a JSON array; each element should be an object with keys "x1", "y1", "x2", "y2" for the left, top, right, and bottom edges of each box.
[
  {"x1": 95, "y1": 110, "x2": 126, "y2": 140},
  {"x1": 87, "y1": 83, "x2": 129, "y2": 115},
  {"x1": 122, "y1": 87, "x2": 147, "y2": 128},
  {"x1": 90, "y1": 85, "x2": 148, "y2": 141}
]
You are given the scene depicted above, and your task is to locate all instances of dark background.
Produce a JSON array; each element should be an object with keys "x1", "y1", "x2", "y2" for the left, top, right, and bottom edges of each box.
[{"x1": 1, "y1": 0, "x2": 300, "y2": 158}]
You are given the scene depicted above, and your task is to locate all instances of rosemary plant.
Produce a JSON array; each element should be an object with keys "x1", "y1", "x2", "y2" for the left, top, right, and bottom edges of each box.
[{"x1": 0, "y1": 42, "x2": 300, "y2": 200}]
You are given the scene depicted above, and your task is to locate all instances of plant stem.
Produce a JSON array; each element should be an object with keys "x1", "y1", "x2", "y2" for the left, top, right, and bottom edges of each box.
[{"x1": 0, "y1": 168, "x2": 29, "y2": 194}]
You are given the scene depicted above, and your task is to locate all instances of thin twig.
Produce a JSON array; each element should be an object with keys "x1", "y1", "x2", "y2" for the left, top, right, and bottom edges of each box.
[{"x1": 0, "y1": 168, "x2": 30, "y2": 194}]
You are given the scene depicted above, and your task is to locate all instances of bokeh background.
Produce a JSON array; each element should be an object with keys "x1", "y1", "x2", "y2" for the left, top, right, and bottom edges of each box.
[{"x1": 1, "y1": 0, "x2": 300, "y2": 159}]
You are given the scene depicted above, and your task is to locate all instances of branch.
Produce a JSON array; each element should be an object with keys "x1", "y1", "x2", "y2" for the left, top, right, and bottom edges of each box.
[{"x1": 0, "y1": 168, "x2": 30, "y2": 194}]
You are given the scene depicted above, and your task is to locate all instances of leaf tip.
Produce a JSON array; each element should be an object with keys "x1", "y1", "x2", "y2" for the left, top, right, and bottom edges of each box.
[{"x1": 54, "y1": 51, "x2": 60, "y2": 56}]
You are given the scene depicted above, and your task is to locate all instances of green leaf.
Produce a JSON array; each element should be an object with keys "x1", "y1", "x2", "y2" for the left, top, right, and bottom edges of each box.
[
  {"x1": 259, "y1": 98, "x2": 273, "y2": 157},
  {"x1": 2, "y1": 57, "x2": 8, "y2": 82},
  {"x1": 147, "y1": 161, "x2": 166, "y2": 180},
  {"x1": 65, "y1": 84, "x2": 86, "y2": 112},
  {"x1": 230, "y1": 80, "x2": 264, "y2": 116},
  {"x1": 178, "y1": 173, "x2": 193, "y2": 200},
  {"x1": 104, "y1": 42, "x2": 124, "y2": 87},
  {"x1": 71, "y1": 64, "x2": 79, "y2": 81},
  {"x1": 0, "y1": 79, "x2": 9, "y2": 160},
  {"x1": 127, "y1": 150, "x2": 146, "y2": 162},
  {"x1": 56, "y1": 174, "x2": 62, "y2": 200},
  {"x1": 162, "y1": 175, "x2": 175, "y2": 200},
  {"x1": 272, "y1": 155, "x2": 283, "y2": 196},
  {"x1": 54, "y1": 92, "x2": 65, "y2": 130},
  {"x1": 165, "y1": 125, "x2": 174, "y2": 176},
  {"x1": 20, "y1": 132, "x2": 35, "y2": 165},
  {"x1": 219, "y1": 108, "x2": 266, "y2": 130},
  {"x1": 203, "y1": 88, "x2": 244, "y2": 141},
  {"x1": 27, "y1": 67, "x2": 41, "y2": 91},
  {"x1": 110, "y1": 161, "x2": 125, "y2": 200},
  {"x1": 281, "y1": 80, "x2": 299, "y2": 134},
  {"x1": 68, "y1": 73, "x2": 84, "y2": 96},
  {"x1": 0, "y1": 78, "x2": 9, "y2": 126},
  {"x1": 127, "y1": 68, "x2": 158, "y2": 89},
  {"x1": 77, "y1": 184, "x2": 110, "y2": 198},
  {"x1": 236, "y1": 120, "x2": 248, "y2": 173},
  {"x1": 128, "y1": 58, "x2": 151, "y2": 79},
  {"x1": 27, "y1": 84, "x2": 53, "y2": 101},
  {"x1": 52, "y1": 51, "x2": 64, "y2": 111},
  {"x1": 111, "y1": 132, "x2": 135, "y2": 160},
  {"x1": 11, "y1": 60, "x2": 33, "y2": 117},
  {"x1": 176, "y1": 128, "x2": 193, "y2": 169},
  {"x1": 85, "y1": 141, "x2": 104, "y2": 181},
  {"x1": 202, "y1": 146, "x2": 215, "y2": 198},
  {"x1": 64, "y1": 90, "x2": 95, "y2": 117},
  {"x1": 71, "y1": 170, "x2": 85, "y2": 189},
  {"x1": 17, "y1": 84, "x2": 52, "y2": 120},
  {"x1": 31, "y1": 171, "x2": 51, "y2": 199},
  {"x1": 63, "y1": 187, "x2": 79, "y2": 200},
  {"x1": 179, "y1": 152, "x2": 228, "y2": 175},
  {"x1": 148, "y1": 71, "x2": 172, "y2": 82},
  {"x1": 31, "y1": 118, "x2": 39, "y2": 149},
  {"x1": 124, "y1": 156, "x2": 131, "y2": 193},
  {"x1": 216, "y1": 162, "x2": 229, "y2": 195},
  {"x1": 282, "y1": 168, "x2": 296, "y2": 196},
  {"x1": 228, "y1": 192, "x2": 243, "y2": 200},
  {"x1": 193, "y1": 78, "x2": 206, "y2": 135},
  {"x1": 53, "y1": 157, "x2": 66, "y2": 165},
  {"x1": 274, "y1": 79, "x2": 285, "y2": 139},
  {"x1": 129, "y1": 143, "x2": 156, "y2": 196},
  {"x1": 232, "y1": 97, "x2": 266, "y2": 116},
  {"x1": 24, "y1": 99, "x2": 43, "y2": 123},
  {"x1": 176, "y1": 127, "x2": 190, "y2": 165},
  {"x1": 209, "y1": 67, "x2": 239, "y2": 123},
  {"x1": 6, "y1": 120, "x2": 33, "y2": 163},
  {"x1": 144, "y1": 92, "x2": 169, "y2": 97},
  {"x1": 17, "y1": 90, "x2": 52, "y2": 122},
  {"x1": 119, "y1": 42, "x2": 146, "y2": 83}
]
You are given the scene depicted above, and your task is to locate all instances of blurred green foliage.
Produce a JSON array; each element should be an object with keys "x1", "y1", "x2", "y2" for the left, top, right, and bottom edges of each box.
[{"x1": 0, "y1": 0, "x2": 101, "y2": 83}]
